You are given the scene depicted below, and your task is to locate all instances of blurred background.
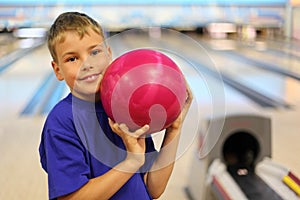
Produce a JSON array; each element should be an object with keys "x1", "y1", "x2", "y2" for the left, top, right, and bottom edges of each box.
[{"x1": 1, "y1": 0, "x2": 300, "y2": 199}]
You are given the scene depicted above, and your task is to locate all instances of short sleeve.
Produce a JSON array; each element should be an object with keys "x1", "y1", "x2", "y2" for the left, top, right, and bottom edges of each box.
[{"x1": 40, "y1": 128, "x2": 90, "y2": 200}]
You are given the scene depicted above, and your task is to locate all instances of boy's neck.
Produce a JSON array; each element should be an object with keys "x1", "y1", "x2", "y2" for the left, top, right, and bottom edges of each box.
[{"x1": 72, "y1": 92, "x2": 101, "y2": 103}]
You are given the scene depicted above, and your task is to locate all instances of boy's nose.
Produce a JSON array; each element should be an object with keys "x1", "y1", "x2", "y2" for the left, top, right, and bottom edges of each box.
[
  {"x1": 82, "y1": 65, "x2": 94, "y2": 70},
  {"x1": 81, "y1": 61, "x2": 94, "y2": 71}
]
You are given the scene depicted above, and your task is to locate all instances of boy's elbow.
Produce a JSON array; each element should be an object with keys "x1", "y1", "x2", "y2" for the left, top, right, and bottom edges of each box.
[
  {"x1": 151, "y1": 193, "x2": 163, "y2": 199},
  {"x1": 150, "y1": 188, "x2": 165, "y2": 199}
]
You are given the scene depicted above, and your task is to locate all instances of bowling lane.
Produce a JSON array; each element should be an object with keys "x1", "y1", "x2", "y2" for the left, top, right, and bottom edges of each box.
[
  {"x1": 0, "y1": 32, "x2": 46, "y2": 75},
  {"x1": 190, "y1": 35, "x2": 300, "y2": 107},
  {"x1": 0, "y1": 43, "x2": 52, "y2": 199},
  {"x1": 0, "y1": 33, "x2": 18, "y2": 58},
  {"x1": 261, "y1": 38, "x2": 300, "y2": 60},
  {"x1": 205, "y1": 50, "x2": 299, "y2": 106},
  {"x1": 229, "y1": 41, "x2": 300, "y2": 75},
  {"x1": 0, "y1": 44, "x2": 53, "y2": 118}
]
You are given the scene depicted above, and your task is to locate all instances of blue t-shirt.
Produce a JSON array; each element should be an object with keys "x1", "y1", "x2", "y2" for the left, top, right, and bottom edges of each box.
[{"x1": 39, "y1": 93, "x2": 158, "y2": 200}]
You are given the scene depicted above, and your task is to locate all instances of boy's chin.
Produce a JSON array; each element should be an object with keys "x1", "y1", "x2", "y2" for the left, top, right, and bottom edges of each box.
[{"x1": 72, "y1": 89, "x2": 100, "y2": 101}]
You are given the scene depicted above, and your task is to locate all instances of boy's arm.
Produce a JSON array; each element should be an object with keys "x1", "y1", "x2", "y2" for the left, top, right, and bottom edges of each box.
[
  {"x1": 58, "y1": 157, "x2": 142, "y2": 200},
  {"x1": 145, "y1": 127, "x2": 181, "y2": 199},
  {"x1": 145, "y1": 85, "x2": 193, "y2": 199},
  {"x1": 59, "y1": 122, "x2": 149, "y2": 200}
]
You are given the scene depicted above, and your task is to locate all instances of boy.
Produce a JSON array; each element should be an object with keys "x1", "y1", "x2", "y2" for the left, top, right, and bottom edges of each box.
[{"x1": 39, "y1": 12, "x2": 192, "y2": 200}]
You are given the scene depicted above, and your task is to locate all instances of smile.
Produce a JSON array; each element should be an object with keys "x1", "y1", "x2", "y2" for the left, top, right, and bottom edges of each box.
[{"x1": 80, "y1": 73, "x2": 101, "y2": 82}]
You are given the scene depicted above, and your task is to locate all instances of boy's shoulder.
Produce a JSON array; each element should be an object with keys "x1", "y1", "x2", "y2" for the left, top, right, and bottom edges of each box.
[{"x1": 46, "y1": 93, "x2": 73, "y2": 123}]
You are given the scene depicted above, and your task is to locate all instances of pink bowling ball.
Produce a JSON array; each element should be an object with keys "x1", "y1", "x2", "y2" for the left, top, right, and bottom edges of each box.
[{"x1": 100, "y1": 49, "x2": 186, "y2": 134}]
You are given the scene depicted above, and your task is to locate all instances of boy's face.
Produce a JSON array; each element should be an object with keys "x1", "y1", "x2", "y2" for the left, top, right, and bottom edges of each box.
[{"x1": 52, "y1": 29, "x2": 112, "y2": 101}]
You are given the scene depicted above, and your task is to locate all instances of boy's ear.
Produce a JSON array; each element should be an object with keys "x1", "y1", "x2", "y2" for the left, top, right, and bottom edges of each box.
[{"x1": 51, "y1": 61, "x2": 64, "y2": 81}]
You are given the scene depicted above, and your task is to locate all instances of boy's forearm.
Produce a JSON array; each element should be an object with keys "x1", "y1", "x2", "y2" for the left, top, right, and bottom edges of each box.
[
  {"x1": 146, "y1": 129, "x2": 181, "y2": 198},
  {"x1": 146, "y1": 162, "x2": 175, "y2": 199},
  {"x1": 58, "y1": 158, "x2": 142, "y2": 200}
]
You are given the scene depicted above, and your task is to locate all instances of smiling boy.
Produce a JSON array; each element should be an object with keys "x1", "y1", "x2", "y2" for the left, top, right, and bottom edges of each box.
[{"x1": 39, "y1": 11, "x2": 192, "y2": 200}]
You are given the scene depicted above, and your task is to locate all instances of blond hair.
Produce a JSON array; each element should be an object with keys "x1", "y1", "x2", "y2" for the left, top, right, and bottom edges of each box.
[{"x1": 47, "y1": 12, "x2": 105, "y2": 62}]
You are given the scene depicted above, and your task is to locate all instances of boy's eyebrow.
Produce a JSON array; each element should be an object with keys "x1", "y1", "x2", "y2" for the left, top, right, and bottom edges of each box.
[
  {"x1": 89, "y1": 44, "x2": 99, "y2": 50},
  {"x1": 61, "y1": 51, "x2": 76, "y2": 58},
  {"x1": 89, "y1": 43, "x2": 105, "y2": 50},
  {"x1": 61, "y1": 43, "x2": 104, "y2": 58}
]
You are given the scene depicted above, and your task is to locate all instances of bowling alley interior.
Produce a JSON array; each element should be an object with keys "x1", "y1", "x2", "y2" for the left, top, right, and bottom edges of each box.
[{"x1": 1, "y1": 0, "x2": 300, "y2": 199}]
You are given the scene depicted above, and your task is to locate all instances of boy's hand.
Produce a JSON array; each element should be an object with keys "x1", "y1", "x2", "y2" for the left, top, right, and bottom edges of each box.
[
  {"x1": 166, "y1": 82, "x2": 193, "y2": 133},
  {"x1": 108, "y1": 118, "x2": 149, "y2": 167}
]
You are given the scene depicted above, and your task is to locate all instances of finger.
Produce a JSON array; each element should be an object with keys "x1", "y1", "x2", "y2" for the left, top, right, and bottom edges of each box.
[
  {"x1": 134, "y1": 124, "x2": 150, "y2": 138},
  {"x1": 119, "y1": 123, "x2": 129, "y2": 133},
  {"x1": 108, "y1": 118, "x2": 118, "y2": 131},
  {"x1": 108, "y1": 118, "x2": 114, "y2": 127},
  {"x1": 185, "y1": 90, "x2": 193, "y2": 111},
  {"x1": 181, "y1": 84, "x2": 193, "y2": 117},
  {"x1": 98, "y1": 74, "x2": 103, "y2": 82},
  {"x1": 108, "y1": 118, "x2": 123, "y2": 136},
  {"x1": 185, "y1": 82, "x2": 193, "y2": 103}
]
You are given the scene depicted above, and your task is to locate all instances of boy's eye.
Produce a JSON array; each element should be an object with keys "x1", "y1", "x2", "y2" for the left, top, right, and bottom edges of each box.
[
  {"x1": 90, "y1": 49, "x2": 103, "y2": 56},
  {"x1": 67, "y1": 56, "x2": 77, "y2": 62},
  {"x1": 90, "y1": 49, "x2": 101, "y2": 56}
]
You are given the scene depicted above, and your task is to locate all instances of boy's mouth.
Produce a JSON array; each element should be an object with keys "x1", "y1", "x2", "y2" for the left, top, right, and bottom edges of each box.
[{"x1": 80, "y1": 73, "x2": 101, "y2": 82}]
